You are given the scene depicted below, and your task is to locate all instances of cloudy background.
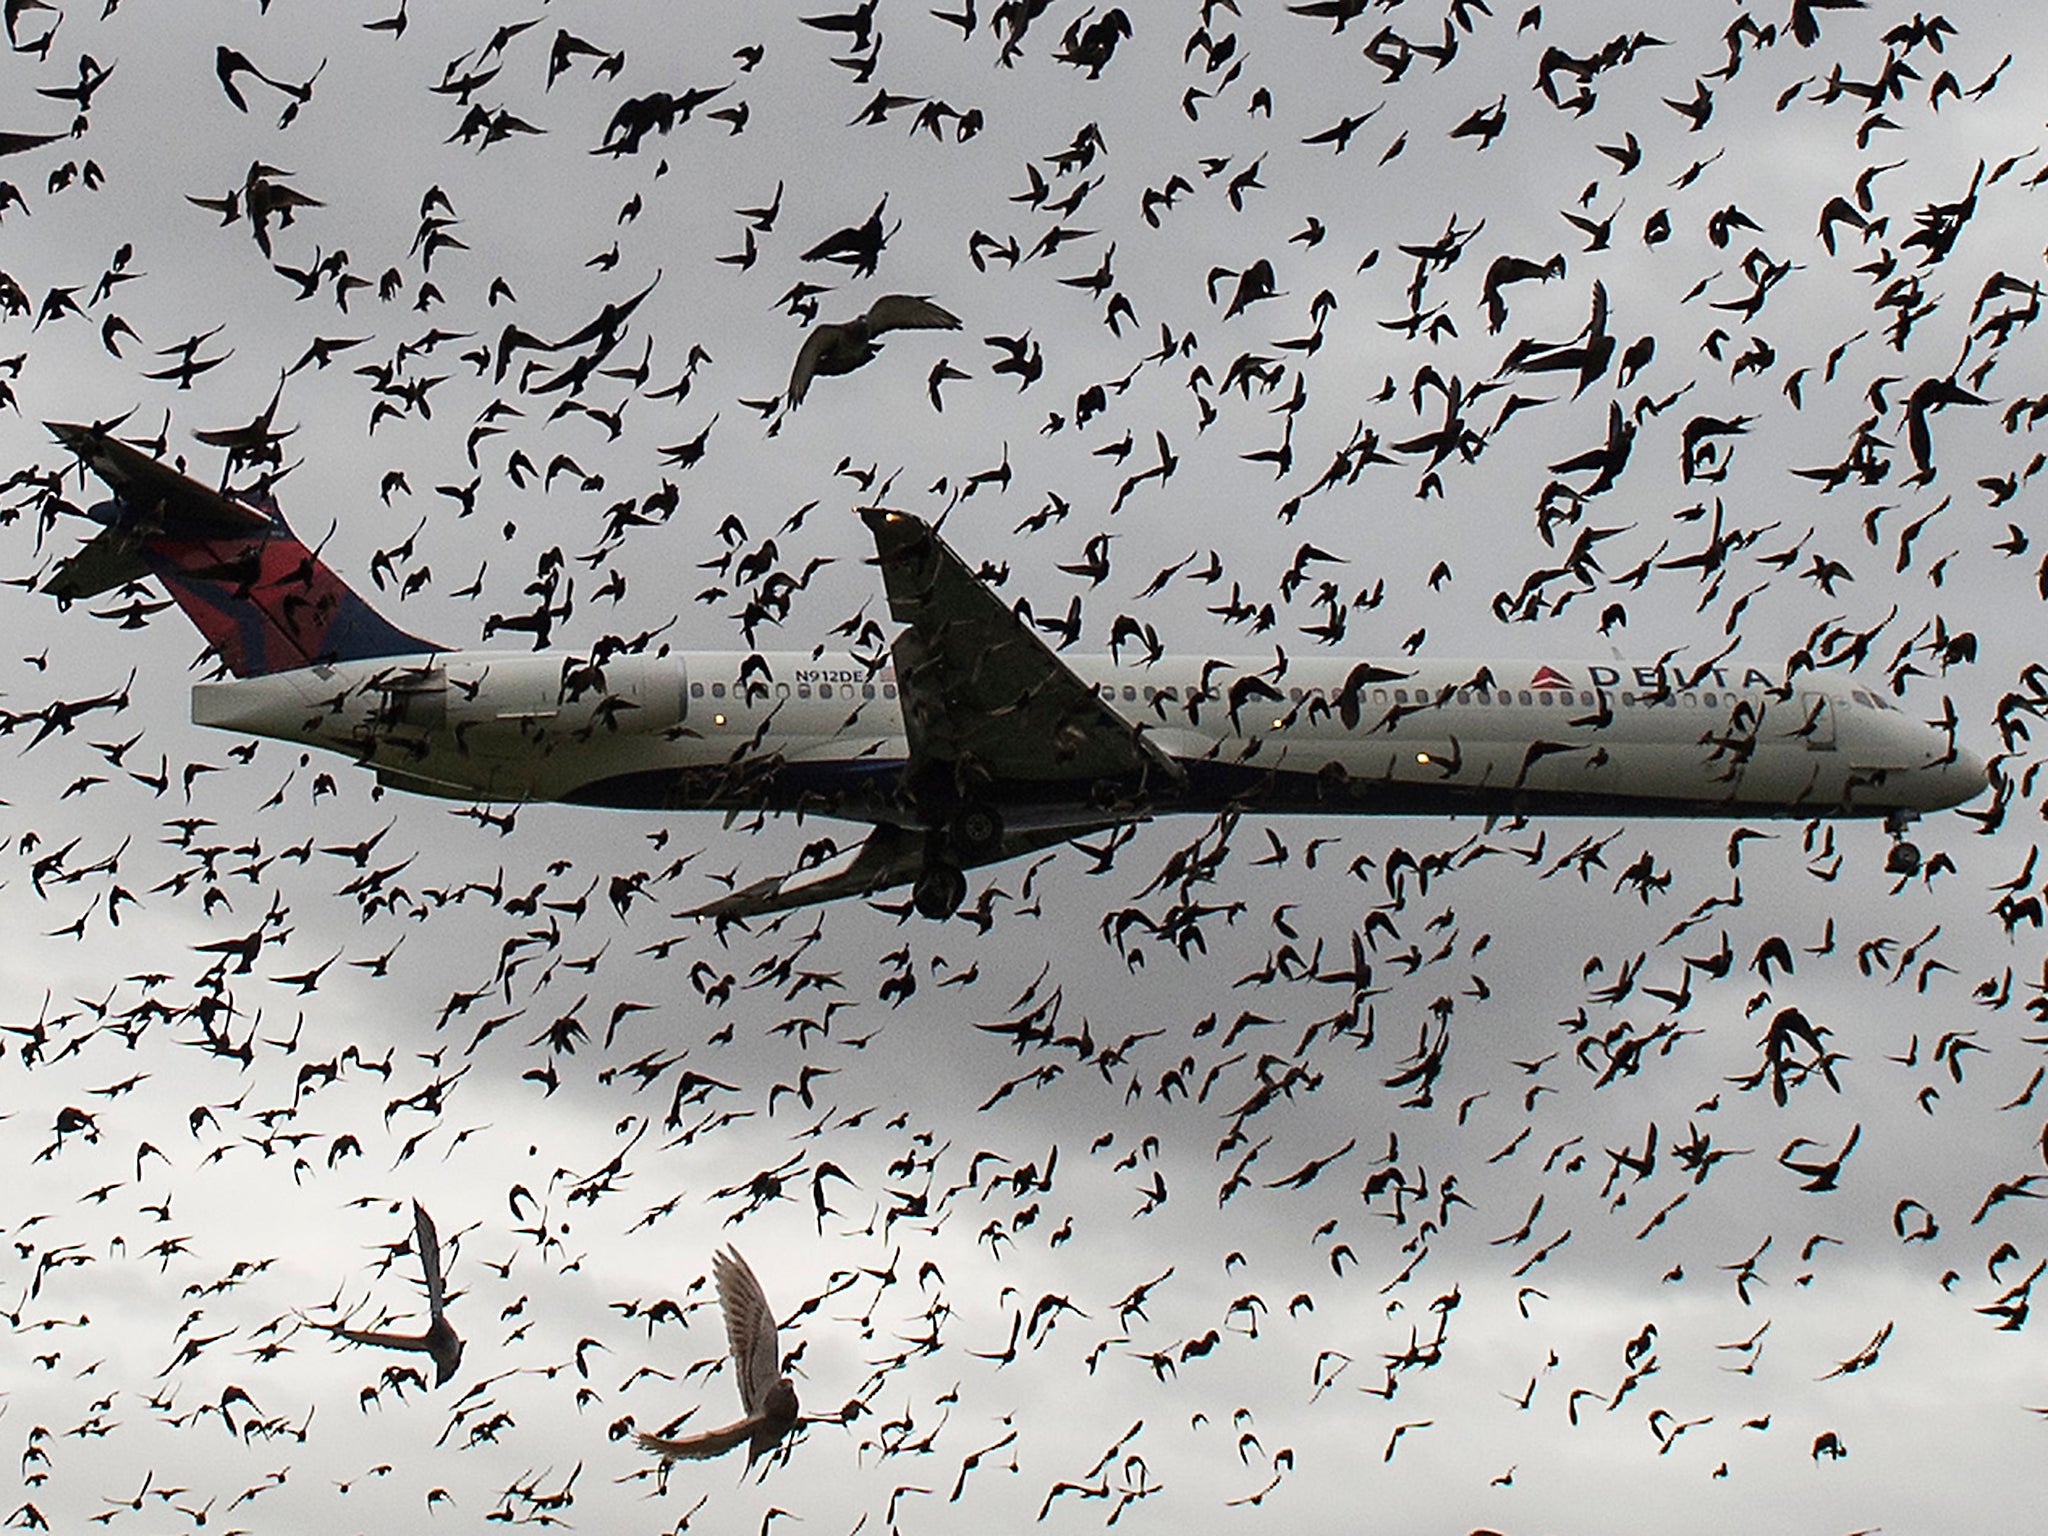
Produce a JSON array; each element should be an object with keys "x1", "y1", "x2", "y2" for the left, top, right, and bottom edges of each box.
[{"x1": 0, "y1": 0, "x2": 2045, "y2": 1530}]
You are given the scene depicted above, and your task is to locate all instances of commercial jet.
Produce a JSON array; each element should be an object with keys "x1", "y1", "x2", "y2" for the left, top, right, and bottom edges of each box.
[{"x1": 38, "y1": 421, "x2": 1986, "y2": 920}]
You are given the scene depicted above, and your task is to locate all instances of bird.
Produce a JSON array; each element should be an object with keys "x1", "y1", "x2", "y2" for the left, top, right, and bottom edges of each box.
[
  {"x1": 316, "y1": 1200, "x2": 464, "y2": 1385},
  {"x1": 637, "y1": 1246, "x2": 800, "y2": 1465},
  {"x1": 785, "y1": 294, "x2": 960, "y2": 407}
]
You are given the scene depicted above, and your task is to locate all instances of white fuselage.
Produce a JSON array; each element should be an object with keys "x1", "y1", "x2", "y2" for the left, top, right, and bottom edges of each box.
[{"x1": 190, "y1": 648, "x2": 1986, "y2": 825}]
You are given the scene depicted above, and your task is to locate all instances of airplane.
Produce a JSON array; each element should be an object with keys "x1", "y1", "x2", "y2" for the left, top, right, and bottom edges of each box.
[{"x1": 35, "y1": 420, "x2": 1987, "y2": 921}]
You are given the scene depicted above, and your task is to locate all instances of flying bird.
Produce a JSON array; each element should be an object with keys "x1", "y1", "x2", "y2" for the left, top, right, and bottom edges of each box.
[
  {"x1": 786, "y1": 294, "x2": 960, "y2": 406},
  {"x1": 638, "y1": 1246, "x2": 800, "y2": 1464},
  {"x1": 316, "y1": 1200, "x2": 464, "y2": 1386}
]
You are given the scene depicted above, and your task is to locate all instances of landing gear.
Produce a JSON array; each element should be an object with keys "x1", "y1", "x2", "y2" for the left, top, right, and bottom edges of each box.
[
  {"x1": 1884, "y1": 810, "x2": 1922, "y2": 877},
  {"x1": 902, "y1": 801, "x2": 1001, "y2": 918},
  {"x1": 948, "y1": 802, "x2": 1004, "y2": 859},
  {"x1": 912, "y1": 861, "x2": 967, "y2": 919}
]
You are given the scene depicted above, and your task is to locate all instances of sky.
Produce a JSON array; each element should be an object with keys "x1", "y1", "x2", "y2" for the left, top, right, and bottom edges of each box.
[{"x1": 1, "y1": 1, "x2": 2047, "y2": 1532}]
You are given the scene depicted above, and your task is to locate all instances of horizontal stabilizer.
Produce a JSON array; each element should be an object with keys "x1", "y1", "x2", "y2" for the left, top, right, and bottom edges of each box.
[
  {"x1": 43, "y1": 529, "x2": 152, "y2": 603},
  {"x1": 47, "y1": 421, "x2": 272, "y2": 535},
  {"x1": 44, "y1": 420, "x2": 438, "y2": 677}
]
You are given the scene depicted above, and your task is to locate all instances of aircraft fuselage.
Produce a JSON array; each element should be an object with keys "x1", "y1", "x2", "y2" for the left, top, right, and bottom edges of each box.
[{"x1": 191, "y1": 647, "x2": 1986, "y2": 829}]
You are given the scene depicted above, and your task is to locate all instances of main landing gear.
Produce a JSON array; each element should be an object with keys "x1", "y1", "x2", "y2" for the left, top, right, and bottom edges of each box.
[
  {"x1": 912, "y1": 862, "x2": 968, "y2": 920},
  {"x1": 1883, "y1": 809, "x2": 1922, "y2": 877},
  {"x1": 909, "y1": 803, "x2": 1004, "y2": 920}
]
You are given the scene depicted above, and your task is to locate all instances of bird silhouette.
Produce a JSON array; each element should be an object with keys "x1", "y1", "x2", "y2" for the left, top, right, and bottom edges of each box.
[
  {"x1": 786, "y1": 294, "x2": 960, "y2": 406},
  {"x1": 317, "y1": 1200, "x2": 464, "y2": 1386}
]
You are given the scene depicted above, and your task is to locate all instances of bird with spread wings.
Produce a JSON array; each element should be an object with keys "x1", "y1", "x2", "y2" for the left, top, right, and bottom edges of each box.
[
  {"x1": 785, "y1": 293, "x2": 959, "y2": 406},
  {"x1": 315, "y1": 1200, "x2": 465, "y2": 1387},
  {"x1": 637, "y1": 1245, "x2": 800, "y2": 1465}
]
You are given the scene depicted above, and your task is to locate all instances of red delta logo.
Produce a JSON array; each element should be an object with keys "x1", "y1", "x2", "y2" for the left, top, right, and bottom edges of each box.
[{"x1": 1529, "y1": 664, "x2": 1573, "y2": 689}]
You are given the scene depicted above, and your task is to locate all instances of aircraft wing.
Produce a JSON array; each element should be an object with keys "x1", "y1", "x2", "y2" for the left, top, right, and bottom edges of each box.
[
  {"x1": 685, "y1": 819, "x2": 1091, "y2": 923},
  {"x1": 859, "y1": 506, "x2": 1186, "y2": 795}
]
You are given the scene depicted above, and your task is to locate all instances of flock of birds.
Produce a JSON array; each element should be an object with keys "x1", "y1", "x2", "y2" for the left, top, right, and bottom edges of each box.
[{"x1": 0, "y1": 1, "x2": 2046, "y2": 1531}]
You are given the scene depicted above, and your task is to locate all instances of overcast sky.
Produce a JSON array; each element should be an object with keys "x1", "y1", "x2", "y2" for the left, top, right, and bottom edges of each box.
[{"x1": 2, "y1": 1, "x2": 2047, "y2": 1532}]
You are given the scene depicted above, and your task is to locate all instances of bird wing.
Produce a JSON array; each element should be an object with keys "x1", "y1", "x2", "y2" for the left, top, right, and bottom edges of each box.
[
  {"x1": 636, "y1": 1418, "x2": 759, "y2": 1461},
  {"x1": 413, "y1": 1201, "x2": 447, "y2": 1320},
  {"x1": 713, "y1": 1246, "x2": 782, "y2": 1415},
  {"x1": 862, "y1": 293, "x2": 961, "y2": 335},
  {"x1": 786, "y1": 324, "x2": 842, "y2": 406},
  {"x1": 0, "y1": 128, "x2": 60, "y2": 157},
  {"x1": 330, "y1": 1323, "x2": 431, "y2": 1352}
]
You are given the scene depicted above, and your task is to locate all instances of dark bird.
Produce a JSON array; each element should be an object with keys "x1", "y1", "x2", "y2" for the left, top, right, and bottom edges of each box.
[
  {"x1": 1902, "y1": 374, "x2": 1990, "y2": 480},
  {"x1": 800, "y1": 195, "x2": 891, "y2": 277},
  {"x1": 318, "y1": 1200, "x2": 464, "y2": 1386},
  {"x1": 786, "y1": 294, "x2": 960, "y2": 407}
]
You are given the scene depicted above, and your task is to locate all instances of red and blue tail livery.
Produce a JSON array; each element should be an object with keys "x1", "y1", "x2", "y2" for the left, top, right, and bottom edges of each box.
[{"x1": 43, "y1": 421, "x2": 438, "y2": 679}]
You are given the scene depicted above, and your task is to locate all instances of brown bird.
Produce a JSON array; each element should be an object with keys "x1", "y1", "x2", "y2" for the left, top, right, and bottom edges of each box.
[
  {"x1": 638, "y1": 1246, "x2": 799, "y2": 1464},
  {"x1": 318, "y1": 1200, "x2": 464, "y2": 1386},
  {"x1": 785, "y1": 294, "x2": 960, "y2": 406}
]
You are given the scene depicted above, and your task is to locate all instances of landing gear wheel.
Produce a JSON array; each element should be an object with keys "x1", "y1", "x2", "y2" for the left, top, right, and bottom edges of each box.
[
  {"x1": 1883, "y1": 809, "x2": 1921, "y2": 877},
  {"x1": 949, "y1": 803, "x2": 1004, "y2": 859},
  {"x1": 913, "y1": 862, "x2": 967, "y2": 920}
]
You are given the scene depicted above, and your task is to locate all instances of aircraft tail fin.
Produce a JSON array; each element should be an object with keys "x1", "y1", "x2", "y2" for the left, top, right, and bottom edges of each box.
[{"x1": 43, "y1": 421, "x2": 439, "y2": 679}]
